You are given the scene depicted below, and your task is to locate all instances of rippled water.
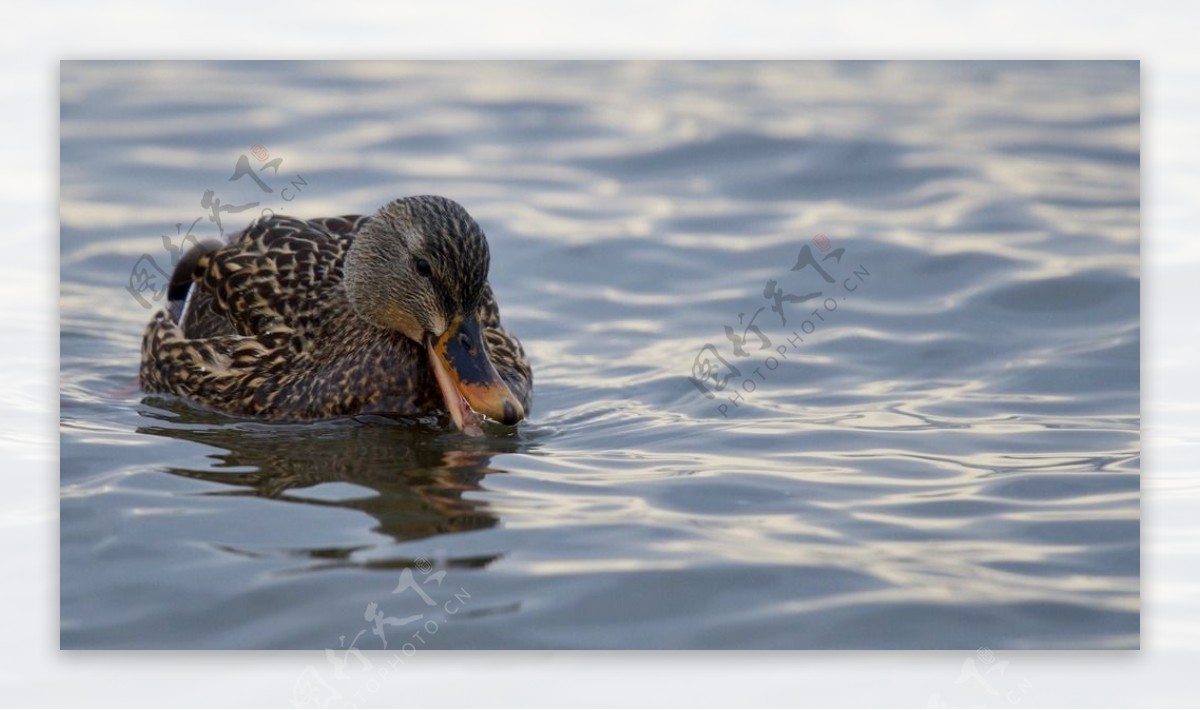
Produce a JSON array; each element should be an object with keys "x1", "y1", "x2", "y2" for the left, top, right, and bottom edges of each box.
[{"x1": 59, "y1": 61, "x2": 1139, "y2": 650}]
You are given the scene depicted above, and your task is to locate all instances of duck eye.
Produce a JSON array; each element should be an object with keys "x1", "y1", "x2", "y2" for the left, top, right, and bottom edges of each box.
[{"x1": 415, "y1": 258, "x2": 432, "y2": 278}]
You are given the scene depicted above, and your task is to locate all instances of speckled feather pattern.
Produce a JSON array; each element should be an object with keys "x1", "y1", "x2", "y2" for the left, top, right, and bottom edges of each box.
[{"x1": 139, "y1": 211, "x2": 532, "y2": 422}]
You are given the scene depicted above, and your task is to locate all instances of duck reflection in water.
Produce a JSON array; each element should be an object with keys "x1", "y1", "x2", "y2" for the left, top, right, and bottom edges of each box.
[{"x1": 136, "y1": 399, "x2": 525, "y2": 565}]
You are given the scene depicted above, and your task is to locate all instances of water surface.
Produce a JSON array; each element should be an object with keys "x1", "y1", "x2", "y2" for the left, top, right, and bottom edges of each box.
[{"x1": 60, "y1": 61, "x2": 1139, "y2": 650}]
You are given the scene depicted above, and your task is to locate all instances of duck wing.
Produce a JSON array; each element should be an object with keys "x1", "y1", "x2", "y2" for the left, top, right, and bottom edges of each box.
[
  {"x1": 179, "y1": 214, "x2": 368, "y2": 337},
  {"x1": 140, "y1": 214, "x2": 372, "y2": 416}
]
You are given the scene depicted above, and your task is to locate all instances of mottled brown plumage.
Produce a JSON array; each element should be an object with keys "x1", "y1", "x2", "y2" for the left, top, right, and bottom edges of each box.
[{"x1": 139, "y1": 196, "x2": 532, "y2": 428}]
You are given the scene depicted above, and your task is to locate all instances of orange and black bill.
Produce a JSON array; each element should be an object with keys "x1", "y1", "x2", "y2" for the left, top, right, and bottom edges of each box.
[{"x1": 428, "y1": 315, "x2": 525, "y2": 429}]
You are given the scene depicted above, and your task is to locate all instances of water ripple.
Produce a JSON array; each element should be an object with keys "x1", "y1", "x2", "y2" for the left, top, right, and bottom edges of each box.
[{"x1": 60, "y1": 60, "x2": 1139, "y2": 649}]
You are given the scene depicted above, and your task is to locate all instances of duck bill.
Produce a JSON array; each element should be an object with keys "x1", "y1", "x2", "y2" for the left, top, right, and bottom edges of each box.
[{"x1": 428, "y1": 315, "x2": 525, "y2": 430}]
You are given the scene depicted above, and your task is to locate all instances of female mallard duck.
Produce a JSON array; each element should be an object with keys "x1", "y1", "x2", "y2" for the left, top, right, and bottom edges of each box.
[{"x1": 139, "y1": 195, "x2": 531, "y2": 433}]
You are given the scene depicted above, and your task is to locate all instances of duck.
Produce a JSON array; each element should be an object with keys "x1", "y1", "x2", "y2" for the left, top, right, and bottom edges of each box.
[{"x1": 138, "y1": 195, "x2": 531, "y2": 434}]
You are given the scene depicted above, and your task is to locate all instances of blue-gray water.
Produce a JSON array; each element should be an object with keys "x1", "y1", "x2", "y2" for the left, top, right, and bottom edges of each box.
[{"x1": 59, "y1": 61, "x2": 1139, "y2": 650}]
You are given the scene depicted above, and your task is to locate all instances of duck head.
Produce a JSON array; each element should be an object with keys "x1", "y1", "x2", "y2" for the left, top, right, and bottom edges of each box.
[{"x1": 344, "y1": 195, "x2": 525, "y2": 431}]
